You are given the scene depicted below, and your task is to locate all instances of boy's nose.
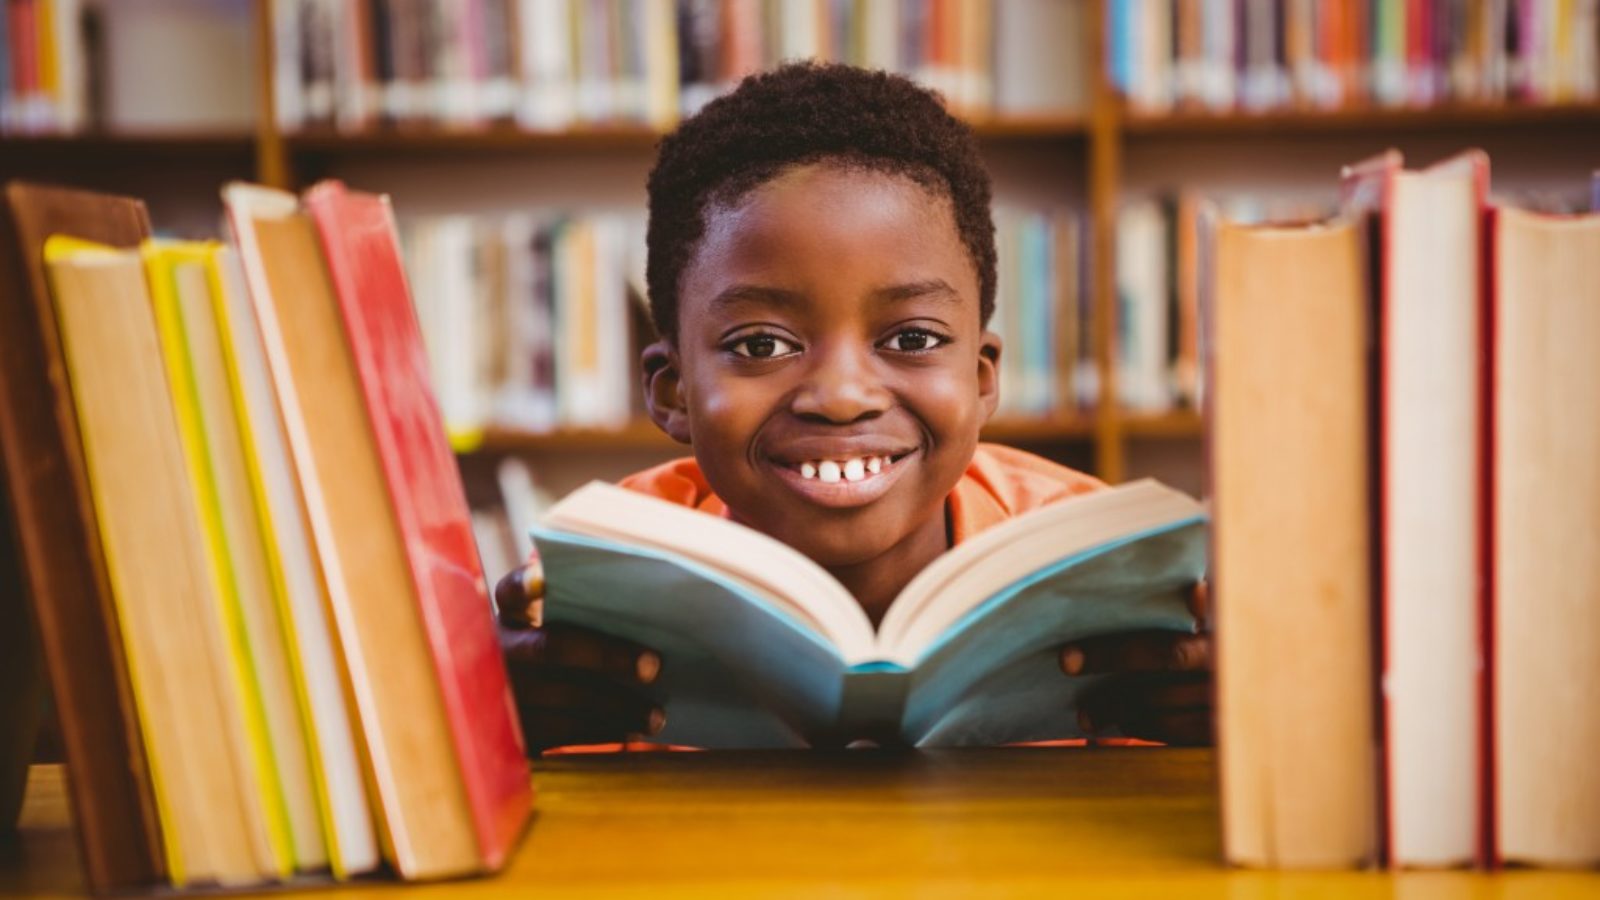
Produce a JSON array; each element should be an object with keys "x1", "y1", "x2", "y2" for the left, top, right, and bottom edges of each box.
[{"x1": 789, "y1": 345, "x2": 892, "y2": 424}]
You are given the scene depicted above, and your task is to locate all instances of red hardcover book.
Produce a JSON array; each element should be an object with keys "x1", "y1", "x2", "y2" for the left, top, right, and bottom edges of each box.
[{"x1": 302, "y1": 181, "x2": 531, "y2": 870}]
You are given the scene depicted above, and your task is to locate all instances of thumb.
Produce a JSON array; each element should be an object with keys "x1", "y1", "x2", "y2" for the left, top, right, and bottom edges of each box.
[{"x1": 494, "y1": 561, "x2": 546, "y2": 627}]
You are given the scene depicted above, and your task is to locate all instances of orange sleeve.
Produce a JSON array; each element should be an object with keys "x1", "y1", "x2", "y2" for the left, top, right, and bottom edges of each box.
[{"x1": 948, "y1": 444, "x2": 1107, "y2": 544}]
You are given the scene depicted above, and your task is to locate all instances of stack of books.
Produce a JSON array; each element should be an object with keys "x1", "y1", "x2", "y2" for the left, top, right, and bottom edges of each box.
[
  {"x1": 273, "y1": 0, "x2": 1089, "y2": 132},
  {"x1": 1110, "y1": 0, "x2": 1600, "y2": 114},
  {"x1": 0, "y1": 181, "x2": 531, "y2": 892},
  {"x1": 1211, "y1": 152, "x2": 1600, "y2": 868}
]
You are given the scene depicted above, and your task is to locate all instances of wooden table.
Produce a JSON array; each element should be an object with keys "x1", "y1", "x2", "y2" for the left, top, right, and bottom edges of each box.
[{"x1": 3, "y1": 748, "x2": 1596, "y2": 897}]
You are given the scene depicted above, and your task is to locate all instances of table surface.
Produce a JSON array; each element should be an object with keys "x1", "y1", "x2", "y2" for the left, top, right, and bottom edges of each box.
[{"x1": 3, "y1": 748, "x2": 1596, "y2": 898}]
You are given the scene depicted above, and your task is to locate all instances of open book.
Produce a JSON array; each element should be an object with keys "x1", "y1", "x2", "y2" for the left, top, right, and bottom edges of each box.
[{"x1": 532, "y1": 478, "x2": 1207, "y2": 748}]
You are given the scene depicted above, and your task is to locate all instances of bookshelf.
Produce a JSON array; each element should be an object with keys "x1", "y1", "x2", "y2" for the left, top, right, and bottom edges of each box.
[{"x1": 14, "y1": 0, "x2": 1599, "y2": 486}]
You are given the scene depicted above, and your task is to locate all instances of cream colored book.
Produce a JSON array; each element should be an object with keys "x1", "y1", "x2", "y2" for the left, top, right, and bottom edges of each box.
[{"x1": 1493, "y1": 205, "x2": 1600, "y2": 867}]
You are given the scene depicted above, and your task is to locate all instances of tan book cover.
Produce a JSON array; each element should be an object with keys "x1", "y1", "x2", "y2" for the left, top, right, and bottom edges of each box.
[{"x1": 1211, "y1": 215, "x2": 1377, "y2": 869}]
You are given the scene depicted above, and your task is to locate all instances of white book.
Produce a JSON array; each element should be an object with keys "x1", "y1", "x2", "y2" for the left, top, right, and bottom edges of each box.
[
  {"x1": 1345, "y1": 150, "x2": 1486, "y2": 868},
  {"x1": 210, "y1": 245, "x2": 380, "y2": 877}
]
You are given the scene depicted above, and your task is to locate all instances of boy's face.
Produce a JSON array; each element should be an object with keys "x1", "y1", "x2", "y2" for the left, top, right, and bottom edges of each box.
[{"x1": 645, "y1": 163, "x2": 1000, "y2": 568}]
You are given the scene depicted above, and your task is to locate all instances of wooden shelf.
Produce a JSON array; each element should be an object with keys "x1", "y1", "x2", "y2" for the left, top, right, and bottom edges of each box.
[
  {"x1": 0, "y1": 130, "x2": 256, "y2": 156},
  {"x1": 1122, "y1": 411, "x2": 1205, "y2": 439},
  {"x1": 285, "y1": 124, "x2": 664, "y2": 154},
  {"x1": 471, "y1": 415, "x2": 1097, "y2": 454},
  {"x1": 1122, "y1": 101, "x2": 1600, "y2": 136},
  {"x1": 281, "y1": 112, "x2": 1085, "y2": 156}
]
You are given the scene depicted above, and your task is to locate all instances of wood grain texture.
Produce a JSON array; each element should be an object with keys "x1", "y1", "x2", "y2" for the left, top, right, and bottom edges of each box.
[{"x1": 8, "y1": 752, "x2": 1600, "y2": 897}]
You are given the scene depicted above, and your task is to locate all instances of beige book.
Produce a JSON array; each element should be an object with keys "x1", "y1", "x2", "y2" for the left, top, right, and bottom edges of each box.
[
  {"x1": 1210, "y1": 216, "x2": 1377, "y2": 869},
  {"x1": 223, "y1": 184, "x2": 480, "y2": 879},
  {"x1": 1493, "y1": 206, "x2": 1600, "y2": 867},
  {"x1": 43, "y1": 240, "x2": 273, "y2": 887}
]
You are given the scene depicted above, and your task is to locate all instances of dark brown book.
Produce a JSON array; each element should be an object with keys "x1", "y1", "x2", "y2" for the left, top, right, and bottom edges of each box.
[
  {"x1": 0, "y1": 182, "x2": 165, "y2": 890},
  {"x1": 0, "y1": 466, "x2": 45, "y2": 830}
]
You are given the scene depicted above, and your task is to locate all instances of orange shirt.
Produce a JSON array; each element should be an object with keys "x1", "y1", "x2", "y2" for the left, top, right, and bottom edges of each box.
[{"x1": 616, "y1": 442, "x2": 1107, "y2": 545}]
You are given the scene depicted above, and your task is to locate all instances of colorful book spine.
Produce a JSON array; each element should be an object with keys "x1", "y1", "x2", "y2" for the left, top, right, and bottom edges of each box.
[{"x1": 1109, "y1": 0, "x2": 1600, "y2": 113}]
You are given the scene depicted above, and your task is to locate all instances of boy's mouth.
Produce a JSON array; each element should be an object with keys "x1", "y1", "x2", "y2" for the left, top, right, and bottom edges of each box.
[{"x1": 766, "y1": 450, "x2": 917, "y2": 509}]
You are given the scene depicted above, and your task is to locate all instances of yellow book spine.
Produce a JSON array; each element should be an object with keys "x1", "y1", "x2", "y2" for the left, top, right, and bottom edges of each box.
[
  {"x1": 41, "y1": 235, "x2": 188, "y2": 886},
  {"x1": 35, "y1": 0, "x2": 59, "y2": 103},
  {"x1": 141, "y1": 241, "x2": 295, "y2": 879},
  {"x1": 201, "y1": 245, "x2": 351, "y2": 879}
]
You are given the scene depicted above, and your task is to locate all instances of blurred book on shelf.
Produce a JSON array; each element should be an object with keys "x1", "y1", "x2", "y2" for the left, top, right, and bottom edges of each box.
[
  {"x1": 399, "y1": 203, "x2": 1091, "y2": 447},
  {"x1": 1, "y1": 0, "x2": 256, "y2": 135},
  {"x1": 1116, "y1": 192, "x2": 1333, "y2": 414},
  {"x1": 992, "y1": 206, "x2": 1092, "y2": 417},
  {"x1": 274, "y1": 0, "x2": 1089, "y2": 133},
  {"x1": 1109, "y1": 0, "x2": 1600, "y2": 115},
  {"x1": 398, "y1": 209, "x2": 650, "y2": 447}
]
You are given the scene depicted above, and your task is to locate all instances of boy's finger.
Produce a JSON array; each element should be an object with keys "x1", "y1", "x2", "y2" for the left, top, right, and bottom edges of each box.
[
  {"x1": 519, "y1": 706, "x2": 667, "y2": 753},
  {"x1": 1078, "y1": 672, "x2": 1210, "y2": 733},
  {"x1": 494, "y1": 563, "x2": 546, "y2": 626},
  {"x1": 512, "y1": 677, "x2": 659, "y2": 729},
  {"x1": 500, "y1": 623, "x2": 662, "y2": 685},
  {"x1": 1060, "y1": 631, "x2": 1210, "y2": 675},
  {"x1": 1120, "y1": 710, "x2": 1213, "y2": 747},
  {"x1": 1189, "y1": 580, "x2": 1210, "y2": 625}
]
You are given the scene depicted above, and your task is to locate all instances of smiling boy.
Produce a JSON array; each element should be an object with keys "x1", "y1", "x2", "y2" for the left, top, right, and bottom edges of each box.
[{"x1": 497, "y1": 63, "x2": 1210, "y2": 752}]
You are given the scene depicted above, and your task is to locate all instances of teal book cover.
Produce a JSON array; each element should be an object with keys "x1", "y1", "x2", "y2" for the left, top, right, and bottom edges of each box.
[{"x1": 532, "y1": 479, "x2": 1207, "y2": 749}]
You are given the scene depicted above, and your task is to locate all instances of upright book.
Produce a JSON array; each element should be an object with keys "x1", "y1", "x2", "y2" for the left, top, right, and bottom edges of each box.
[
  {"x1": 225, "y1": 181, "x2": 530, "y2": 879},
  {"x1": 1344, "y1": 150, "x2": 1489, "y2": 868},
  {"x1": 1210, "y1": 211, "x2": 1378, "y2": 869},
  {"x1": 1491, "y1": 202, "x2": 1600, "y2": 867},
  {"x1": 534, "y1": 478, "x2": 1206, "y2": 748},
  {"x1": 303, "y1": 180, "x2": 531, "y2": 870},
  {"x1": 0, "y1": 182, "x2": 164, "y2": 891}
]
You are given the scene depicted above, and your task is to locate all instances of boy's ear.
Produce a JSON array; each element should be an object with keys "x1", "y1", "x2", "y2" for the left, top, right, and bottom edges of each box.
[
  {"x1": 641, "y1": 339, "x2": 692, "y2": 444},
  {"x1": 977, "y1": 329, "x2": 1002, "y2": 422}
]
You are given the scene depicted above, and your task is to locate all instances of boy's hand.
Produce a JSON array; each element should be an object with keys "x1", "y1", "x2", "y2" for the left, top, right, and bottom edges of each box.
[
  {"x1": 1059, "y1": 582, "x2": 1212, "y2": 746},
  {"x1": 494, "y1": 564, "x2": 665, "y2": 754}
]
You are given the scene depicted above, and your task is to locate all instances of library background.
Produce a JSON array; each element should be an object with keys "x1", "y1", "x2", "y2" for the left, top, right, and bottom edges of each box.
[
  {"x1": 5, "y1": 0, "x2": 1600, "y2": 892},
  {"x1": 5, "y1": 0, "x2": 1598, "y2": 576}
]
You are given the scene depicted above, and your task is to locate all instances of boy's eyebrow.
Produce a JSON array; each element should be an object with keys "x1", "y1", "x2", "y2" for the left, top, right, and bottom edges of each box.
[
  {"x1": 707, "y1": 279, "x2": 963, "y2": 312},
  {"x1": 708, "y1": 284, "x2": 807, "y2": 312},
  {"x1": 869, "y1": 278, "x2": 962, "y2": 305}
]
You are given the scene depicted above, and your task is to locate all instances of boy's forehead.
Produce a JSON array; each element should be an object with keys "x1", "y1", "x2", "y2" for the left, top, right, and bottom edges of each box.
[{"x1": 688, "y1": 167, "x2": 973, "y2": 295}]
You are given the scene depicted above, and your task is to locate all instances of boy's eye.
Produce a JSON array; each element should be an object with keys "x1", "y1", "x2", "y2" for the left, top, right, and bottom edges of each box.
[
  {"x1": 730, "y1": 334, "x2": 800, "y2": 359},
  {"x1": 882, "y1": 328, "x2": 945, "y2": 352}
]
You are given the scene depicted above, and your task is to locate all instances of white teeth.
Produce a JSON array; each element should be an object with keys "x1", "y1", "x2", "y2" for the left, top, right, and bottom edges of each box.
[
  {"x1": 843, "y1": 458, "x2": 865, "y2": 482},
  {"x1": 867, "y1": 456, "x2": 883, "y2": 474},
  {"x1": 817, "y1": 460, "x2": 842, "y2": 483},
  {"x1": 800, "y1": 462, "x2": 817, "y2": 480}
]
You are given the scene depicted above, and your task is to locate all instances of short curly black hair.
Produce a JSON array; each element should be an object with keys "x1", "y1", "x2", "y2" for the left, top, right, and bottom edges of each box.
[{"x1": 645, "y1": 62, "x2": 996, "y2": 339}]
